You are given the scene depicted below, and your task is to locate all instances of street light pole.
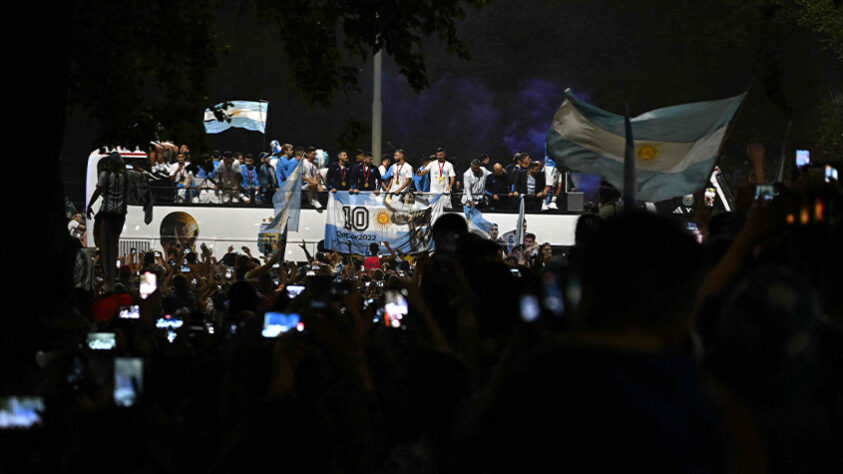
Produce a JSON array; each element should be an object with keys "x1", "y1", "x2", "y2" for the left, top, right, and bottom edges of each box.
[{"x1": 372, "y1": 46, "x2": 382, "y2": 165}]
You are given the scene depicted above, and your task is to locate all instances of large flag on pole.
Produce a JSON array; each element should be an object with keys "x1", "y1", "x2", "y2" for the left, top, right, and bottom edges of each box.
[
  {"x1": 546, "y1": 89, "x2": 745, "y2": 202},
  {"x1": 204, "y1": 100, "x2": 269, "y2": 134},
  {"x1": 260, "y1": 159, "x2": 303, "y2": 238}
]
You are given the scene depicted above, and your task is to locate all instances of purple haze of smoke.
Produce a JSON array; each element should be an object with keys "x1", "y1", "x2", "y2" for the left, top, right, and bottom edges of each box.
[
  {"x1": 382, "y1": 72, "x2": 499, "y2": 160},
  {"x1": 501, "y1": 78, "x2": 569, "y2": 156}
]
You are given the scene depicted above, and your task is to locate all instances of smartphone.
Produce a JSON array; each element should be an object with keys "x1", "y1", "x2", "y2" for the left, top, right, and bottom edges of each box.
[
  {"x1": 755, "y1": 184, "x2": 776, "y2": 201},
  {"x1": 383, "y1": 290, "x2": 408, "y2": 328},
  {"x1": 225, "y1": 268, "x2": 233, "y2": 280},
  {"x1": 87, "y1": 332, "x2": 116, "y2": 350},
  {"x1": 114, "y1": 357, "x2": 143, "y2": 407},
  {"x1": 519, "y1": 294, "x2": 541, "y2": 323},
  {"x1": 262, "y1": 312, "x2": 302, "y2": 337},
  {"x1": 286, "y1": 285, "x2": 306, "y2": 298},
  {"x1": 130, "y1": 248, "x2": 137, "y2": 255},
  {"x1": 139, "y1": 272, "x2": 156, "y2": 299},
  {"x1": 825, "y1": 165, "x2": 838, "y2": 183},
  {"x1": 0, "y1": 396, "x2": 44, "y2": 429},
  {"x1": 118, "y1": 305, "x2": 140, "y2": 320},
  {"x1": 704, "y1": 187, "x2": 716, "y2": 208},
  {"x1": 796, "y1": 150, "x2": 810, "y2": 168},
  {"x1": 155, "y1": 315, "x2": 184, "y2": 330},
  {"x1": 180, "y1": 265, "x2": 190, "y2": 273},
  {"x1": 686, "y1": 222, "x2": 703, "y2": 244}
]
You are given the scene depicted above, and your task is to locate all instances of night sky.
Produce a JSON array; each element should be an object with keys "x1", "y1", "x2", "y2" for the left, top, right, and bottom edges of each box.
[{"x1": 59, "y1": 0, "x2": 840, "y2": 204}]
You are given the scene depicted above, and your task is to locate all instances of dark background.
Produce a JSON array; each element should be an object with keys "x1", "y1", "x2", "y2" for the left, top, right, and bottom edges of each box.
[{"x1": 58, "y1": 0, "x2": 842, "y2": 206}]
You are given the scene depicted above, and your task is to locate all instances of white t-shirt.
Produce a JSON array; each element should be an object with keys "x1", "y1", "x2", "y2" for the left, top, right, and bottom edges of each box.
[
  {"x1": 425, "y1": 160, "x2": 456, "y2": 193},
  {"x1": 68, "y1": 219, "x2": 81, "y2": 237},
  {"x1": 301, "y1": 159, "x2": 320, "y2": 189},
  {"x1": 388, "y1": 162, "x2": 414, "y2": 192}
]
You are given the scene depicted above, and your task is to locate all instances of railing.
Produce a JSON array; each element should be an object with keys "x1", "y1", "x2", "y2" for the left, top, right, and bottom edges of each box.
[{"x1": 147, "y1": 181, "x2": 585, "y2": 214}]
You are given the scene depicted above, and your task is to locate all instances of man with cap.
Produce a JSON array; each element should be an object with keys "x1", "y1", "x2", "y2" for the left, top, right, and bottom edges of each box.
[{"x1": 257, "y1": 152, "x2": 277, "y2": 204}]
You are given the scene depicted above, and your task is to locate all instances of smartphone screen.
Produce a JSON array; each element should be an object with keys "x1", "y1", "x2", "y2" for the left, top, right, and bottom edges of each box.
[
  {"x1": 87, "y1": 332, "x2": 116, "y2": 350},
  {"x1": 755, "y1": 184, "x2": 776, "y2": 201},
  {"x1": 262, "y1": 312, "x2": 302, "y2": 337},
  {"x1": 519, "y1": 294, "x2": 540, "y2": 323},
  {"x1": 384, "y1": 290, "x2": 408, "y2": 328},
  {"x1": 118, "y1": 305, "x2": 140, "y2": 320},
  {"x1": 825, "y1": 165, "x2": 838, "y2": 183},
  {"x1": 114, "y1": 358, "x2": 143, "y2": 407},
  {"x1": 139, "y1": 272, "x2": 156, "y2": 299},
  {"x1": 796, "y1": 150, "x2": 810, "y2": 168},
  {"x1": 0, "y1": 396, "x2": 44, "y2": 429},
  {"x1": 286, "y1": 285, "x2": 306, "y2": 298}
]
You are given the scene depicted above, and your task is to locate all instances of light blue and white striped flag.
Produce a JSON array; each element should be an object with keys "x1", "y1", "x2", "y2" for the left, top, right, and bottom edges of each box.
[
  {"x1": 546, "y1": 90, "x2": 745, "y2": 202},
  {"x1": 464, "y1": 205, "x2": 494, "y2": 238},
  {"x1": 204, "y1": 100, "x2": 269, "y2": 134},
  {"x1": 260, "y1": 159, "x2": 302, "y2": 237}
]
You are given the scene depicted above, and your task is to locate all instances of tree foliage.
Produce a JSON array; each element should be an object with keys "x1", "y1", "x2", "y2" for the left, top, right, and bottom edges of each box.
[
  {"x1": 251, "y1": 0, "x2": 490, "y2": 107},
  {"x1": 67, "y1": 0, "x2": 220, "y2": 149}
]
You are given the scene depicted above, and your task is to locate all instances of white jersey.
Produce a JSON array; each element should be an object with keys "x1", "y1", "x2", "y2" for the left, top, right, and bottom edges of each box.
[
  {"x1": 425, "y1": 160, "x2": 455, "y2": 193},
  {"x1": 388, "y1": 162, "x2": 414, "y2": 192}
]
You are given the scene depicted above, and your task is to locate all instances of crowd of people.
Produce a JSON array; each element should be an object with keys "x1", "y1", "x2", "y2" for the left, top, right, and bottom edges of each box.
[
  {"x1": 8, "y1": 139, "x2": 842, "y2": 473},
  {"x1": 146, "y1": 140, "x2": 571, "y2": 212}
]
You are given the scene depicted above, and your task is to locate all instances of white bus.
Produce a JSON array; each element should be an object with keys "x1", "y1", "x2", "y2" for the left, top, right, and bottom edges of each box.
[{"x1": 85, "y1": 149, "x2": 583, "y2": 261}]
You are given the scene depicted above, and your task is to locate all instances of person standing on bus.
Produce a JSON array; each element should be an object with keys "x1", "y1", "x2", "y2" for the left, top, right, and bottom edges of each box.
[
  {"x1": 257, "y1": 152, "x2": 277, "y2": 204},
  {"x1": 386, "y1": 149, "x2": 413, "y2": 196},
  {"x1": 241, "y1": 154, "x2": 260, "y2": 204},
  {"x1": 349, "y1": 152, "x2": 384, "y2": 194},
  {"x1": 326, "y1": 150, "x2": 351, "y2": 192},
  {"x1": 86, "y1": 152, "x2": 129, "y2": 292},
  {"x1": 170, "y1": 151, "x2": 193, "y2": 203},
  {"x1": 216, "y1": 151, "x2": 242, "y2": 204}
]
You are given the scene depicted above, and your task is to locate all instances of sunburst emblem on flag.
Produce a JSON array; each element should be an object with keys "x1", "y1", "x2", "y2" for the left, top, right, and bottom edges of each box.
[
  {"x1": 636, "y1": 144, "x2": 658, "y2": 160},
  {"x1": 375, "y1": 208, "x2": 392, "y2": 230}
]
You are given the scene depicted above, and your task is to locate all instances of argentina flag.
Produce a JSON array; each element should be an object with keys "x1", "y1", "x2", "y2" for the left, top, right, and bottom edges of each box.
[
  {"x1": 204, "y1": 100, "x2": 269, "y2": 134},
  {"x1": 546, "y1": 90, "x2": 745, "y2": 202},
  {"x1": 260, "y1": 159, "x2": 302, "y2": 237}
]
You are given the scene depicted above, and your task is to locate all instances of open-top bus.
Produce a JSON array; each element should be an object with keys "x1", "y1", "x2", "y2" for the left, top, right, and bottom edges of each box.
[{"x1": 85, "y1": 148, "x2": 589, "y2": 261}]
